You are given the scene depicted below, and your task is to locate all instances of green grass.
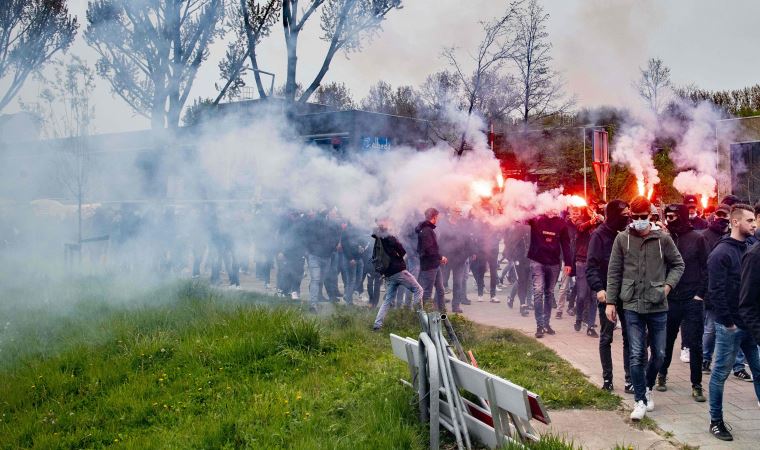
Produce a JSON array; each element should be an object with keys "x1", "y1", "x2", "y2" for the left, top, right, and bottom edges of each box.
[{"x1": 0, "y1": 278, "x2": 618, "y2": 449}]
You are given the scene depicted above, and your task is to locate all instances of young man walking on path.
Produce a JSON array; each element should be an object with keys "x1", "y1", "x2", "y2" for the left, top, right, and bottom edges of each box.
[
  {"x1": 416, "y1": 208, "x2": 448, "y2": 312},
  {"x1": 605, "y1": 196, "x2": 685, "y2": 421},
  {"x1": 707, "y1": 204, "x2": 760, "y2": 441}
]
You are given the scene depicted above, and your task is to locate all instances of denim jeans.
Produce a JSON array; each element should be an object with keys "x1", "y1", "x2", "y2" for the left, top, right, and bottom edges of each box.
[
  {"x1": 599, "y1": 302, "x2": 630, "y2": 384},
  {"x1": 557, "y1": 273, "x2": 574, "y2": 311},
  {"x1": 449, "y1": 259, "x2": 468, "y2": 308},
  {"x1": 340, "y1": 256, "x2": 363, "y2": 303},
  {"x1": 418, "y1": 267, "x2": 445, "y2": 311},
  {"x1": 624, "y1": 310, "x2": 667, "y2": 404},
  {"x1": 708, "y1": 323, "x2": 760, "y2": 421},
  {"x1": 397, "y1": 255, "x2": 420, "y2": 306},
  {"x1": 530, "y1": 261, "x2": 560, "y2": 329},
  {"x1": 574, "y1": 262, "x2": 597, "y2": 328},
  {"x1": 659, "y1": 299, "x2": 704, "y2": 387},
  {"x1": 307, "y1": 253, "x2": 332, "y2": 304},
  {"x1": 373, "y1": 270, "x2": 423, "y2": 328},
  {"x1": 703, "y1": 310, "x2": 746, "y2": 372}
]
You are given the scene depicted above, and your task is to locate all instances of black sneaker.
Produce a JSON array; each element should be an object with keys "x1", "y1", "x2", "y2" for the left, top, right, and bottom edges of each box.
[
  {"x1": 507, "y1": 299, "x2": 514, "y2": 308},
  {"x1": 555, "y1": 311, "x2": 563, "y2": 319},
  {"x1": 655, "y1": 374, "x2": 667, "y2": 392},
  {"x1": 371, "y1": 325, "x2": 382, "y2": 332},
  {"x1": 535, "y1": 327, "x2": 544, "y2": 338},
  {"x1": 624, "y1": 383, "x2": 634, "y2": 394},
  {"x1": 461, "y1": 299, "x2": 472, "y2": 305},
  {"x1": 709, "y1": 420, "x2": 733, "y2": 441},
  {"x1": 452, "y1": 306, "x2": 464, "y2": 313},
  {"x1": 602, "y1": 380, "x2": 614, "y2": 391},
  {"x1": 587, "y1": 327, "x2": 599, "y2": 338},
  {"x1": 567, "y1": 307, "x2": 576, "y2": 316},
  {"x1": 520, "y1": 306, "x2": 529, "y2": 317},
  {"x1": 734, "y1": 368, "x2": 753, "y2": 382},
  {"x1": 692, "y1": 386, "x2": 706, "y2": 402},
  {"x1": 702, "y1": 360, "x2": 711, "y2": 373},
  {"x1": 544, "y1": 326, "x2": 556, "y2": 335},
  {"x1": 574, "y1": 321, "x2": 582, "y2": 332}
]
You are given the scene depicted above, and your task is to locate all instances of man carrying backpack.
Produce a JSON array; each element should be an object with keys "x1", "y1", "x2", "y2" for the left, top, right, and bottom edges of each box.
[{"x1": 372, "y1": 219, "x2": 424, "y2": 331}]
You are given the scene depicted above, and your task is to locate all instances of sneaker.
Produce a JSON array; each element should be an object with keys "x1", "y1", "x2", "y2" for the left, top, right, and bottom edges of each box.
[
  {"x1": 544, "y1": 326, "x2": 556, "y2": 335},
  {"x1": 535, "y1": 327, "x2": 544, "y2": 338},
  {"x1": 656, "y1": 375, "x2": 667, "y2": 392},
  {"x1": 709, "y1": 420, "x2": 733, "y2": 441},
  {"x1": 555, "y1": 311, "x2": 563, "y2": 319},
  {"x1": 586, "y1": 327, "x2": 599, "y2": 338},
  {"x1": 520, "y1": 306, "x2": 529, "y2": 317},
  {"x1": 630, "y1": 400, "x2": 647, "y2": 421},
  {"x1": 680, "y1": 348, "x2": 690, "y2": 363},
  {"x1": 290, "y1": 291, "x2": 300, "y2": 300},
  {"x1": 567, "y1": 307, "x2": 576, "y2": 317},
  {"x1": 478, "y1": 295, "x2": 485, "y2": 302},
  {"x1": 507, "y1": 299, "x2": 514, "y2": 309},
  {"x1": 461, "y1": 299, "x2": 472, "y2": 305},
  {"x1": 495, "y1": 285, "x2": 503, "y2": 292},
  {"x1": 692, "y1": 386, "x2": 706, "y2": 402},
  {"x1": 624, "y1": 383, "x2": 634, "y2": 394},
  {"x1": 645, "y1": 388, "x2": 654, "y2": 411},
  {"x1": 452, "y1": 306, "x2": 464, "y2": 313},
  {"x1": 444, "y1": 288, "x2": 452, "y2": 295},
  {"x1": 602, "y1": 380, "x2": 614, "y2": 391},
  {"x1": 371, "y1": 325, "x2": 382, "y2": 332},
  {"x1": 574, "y1": 321, "x2": 582, "y2": 332},
  {"x1": 702, "y1": 360, "x2": 711, "y2": 373},
  {"x1": 490, "y1": 296, "x2": 500, "y2": 303},
  {"x1": 734, "y1": 368, "x2": 753, "y2": 382},
  {"x1": 552, "y1": 300, "x2": 557, "y2": 308}
]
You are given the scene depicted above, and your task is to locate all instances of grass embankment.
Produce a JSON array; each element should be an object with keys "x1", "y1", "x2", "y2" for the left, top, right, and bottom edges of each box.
[{"x1": 0, "y1": 279, "x2": 618, "y2": 449}]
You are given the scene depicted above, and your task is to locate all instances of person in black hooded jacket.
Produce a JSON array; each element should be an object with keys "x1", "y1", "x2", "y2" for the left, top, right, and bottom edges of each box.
[
  {"x1": 416, "y1": 208, "x2": 448, "y2": 311},
  {"x1": 656, "y1": 204, "x2": 708, "y2": 401},
  {"x1": 586, "y1": 199, "x2": 632, "y2": 392}
]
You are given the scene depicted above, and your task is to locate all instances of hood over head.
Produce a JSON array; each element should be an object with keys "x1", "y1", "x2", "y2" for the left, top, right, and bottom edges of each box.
[
  {"x1": 664, "y1": 203, "x2": 693, "y2": 235},
  {"x1": 605, "y1": 199, "x2": 630, "y2": 231}
]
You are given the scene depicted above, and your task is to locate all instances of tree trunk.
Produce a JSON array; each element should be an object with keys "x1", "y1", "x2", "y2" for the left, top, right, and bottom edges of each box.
[{"x1": 285, "y1": 32, "x2": 299, "y2": 103}]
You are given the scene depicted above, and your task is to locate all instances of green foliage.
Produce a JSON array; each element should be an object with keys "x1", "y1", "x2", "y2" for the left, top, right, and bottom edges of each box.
[
  {"x1": 501, "y1": 433, "x2": 580, "y2": 449},
  {"x1": 0, "y1": 279, "x2": 619, "y2": 448}
]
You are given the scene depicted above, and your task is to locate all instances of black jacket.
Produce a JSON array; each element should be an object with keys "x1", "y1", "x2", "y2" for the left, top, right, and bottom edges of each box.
[
  {"x1": 438, "y1": 218, "x2": 474, "y2": 264},
  {"x1": 586, "y1": 222, "x2": 618, "y2": 294},
  {"x1": 416, "y1": 220, "x2": 442, "y2": 271},
  {"x1": 527, "y1": 215, "x2": 572, "y2": 267},
  {"x1": 739, "y1": 242, "x2": 760, "y2": 343},
  {"x1": 305, "y1": 215, "x2": 341, "y2": 258},
  {"x1": 372, "y1": 228, "x2": 407, "y2": 277},
  {"x1": 667, "y1": 204, "x2": 708, "y2": 301},
  {"x1": 690, "y1": 215, "x2": 709, "y2": 231},
  {"x1": 572, "y1": 214, "x2": 600, "y2": 263},
  {"x1": 701, "y1": 225, "x2": 725, "y2": 252},
  {"x1": 706, "y1": 236, "x2": 749, "y2": 328}
]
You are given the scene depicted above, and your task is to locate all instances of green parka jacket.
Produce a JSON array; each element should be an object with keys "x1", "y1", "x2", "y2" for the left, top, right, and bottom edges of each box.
[{"x1": 606, "y1": 225, "x2": 685, "y2": 314}]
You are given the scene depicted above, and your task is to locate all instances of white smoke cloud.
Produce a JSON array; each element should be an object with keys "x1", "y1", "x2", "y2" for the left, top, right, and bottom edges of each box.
[{"x1": 612, "y1": 122, "x2": 660, "y2": 194}]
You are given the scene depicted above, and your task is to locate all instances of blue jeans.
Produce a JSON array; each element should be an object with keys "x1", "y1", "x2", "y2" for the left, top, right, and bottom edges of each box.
[
  {"x1": 397, "y1": 255, "x2": 420, "y2": 306},
  {"x1": 574, "y1": 262, "x2": 597, "y2": 328},
  {"x1": 450, "y1": 259, "x2": 468, "y2": 308},
  {"x1": 307, "y1": 254, "x2": 331, "y2": 304},
  {"x1": 703, "y1": 310, "x2": 746, "y2": 372},
  {"x1": 624, "y1": 310, "x2": 667, "y2": 403},
  {"x1": 708, "y1": 323, "x2": 760, "y2": 421},
  {"x1": 373, "y1": 270, "x2": 423, "y2": 328},
  {"x1": 530, "y1": 261, "x2": 560, "y2": 329},
  {"x1": 340, "y1": 256, "x2": 363, "y2": 303},
  {"x1": 418, "y1": 266, "x2": 445, "y2": 311}
]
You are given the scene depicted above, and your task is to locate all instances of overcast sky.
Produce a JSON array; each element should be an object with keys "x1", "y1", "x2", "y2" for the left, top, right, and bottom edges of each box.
[{"x1": 7, "y1": 0, "x2": 760, "y2": 134}]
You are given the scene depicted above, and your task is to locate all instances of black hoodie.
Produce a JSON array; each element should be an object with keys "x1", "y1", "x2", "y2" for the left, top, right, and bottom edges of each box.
[
  {"x1": 739, "y1": 242, "x2": 760, "y2": 343},
  {"x1": 526, "y1": 215, "x2": 572, "y2": 267},
  {"x1": 665, "y1": 204, "x2": 708, "y2": 301},
  {"x1": 706, "y1": 235, "x2": 749, "y2": 328},
  {"x1": 586, "y1": 200, "x2": 629, "y2": 294},
  {"x1": 416, "y1": 220, "x2": 442, "y2": 271}
]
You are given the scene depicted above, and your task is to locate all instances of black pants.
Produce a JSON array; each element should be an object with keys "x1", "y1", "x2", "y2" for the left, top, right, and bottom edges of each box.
[
  {"x1": 508, "y1": 262, "x2": 531, "y2": 306},
  {"x1": 366, "y1": 272, "x2": 382, "y2": 307},
  {"x1": 659, "y1": 299, "x2": 704, "y2": 387},
  {"x1": 472, "y1": 249, "x2": 498, "y2": 297},
  {"x1": 277, "y1": 253, "x2": 304, "y2": 294},
  {"x1": 598, "y1": 302, "x2": 631, "y2": 384}
]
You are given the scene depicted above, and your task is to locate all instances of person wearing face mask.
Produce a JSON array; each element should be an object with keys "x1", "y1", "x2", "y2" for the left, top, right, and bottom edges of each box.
[
  {"x1": 655, "y1": 204, "x2": 708, "y2": 402},
  {"x1": 586, "y1": 199, "x2": 632, "y2": 392},
  {"x1": 684, "y1": 195, "x2": 709, "y2": 230},
  {"x1": 605, "y1": 196, "x2": 685, "y2": 421}
]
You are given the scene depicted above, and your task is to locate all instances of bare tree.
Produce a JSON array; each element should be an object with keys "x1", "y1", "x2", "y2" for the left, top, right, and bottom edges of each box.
[
  {"x1": 314, "y1": 81, "x2": 355, "y2": 109},
  {"x1": 85, "y1": 0, "x2": 224, "y2": 129},
  {"x1": 634, "y1": 57, "x2": 672, "y2": 115},
  {"x1": 512, "y1": 0, "x2": 571, "y2": 124},
  {"x1": 214, "y1": 0, "x2": 280, "y2": 103},
  {"x1": 360, "y1": 80, "x2": 418, "y2": 116},
  {"x1": 443, "y1": 1, "x2": 521, "y2": 154},
  {"x1": 22, "y1": 57, "x2": 95, "y2": 251},
  {"x1": 0, "y1": 0, "x2": 78, "y2": 112},
  {"x1": 417, "y1": 70, "x2": 462, "y2": 146}
]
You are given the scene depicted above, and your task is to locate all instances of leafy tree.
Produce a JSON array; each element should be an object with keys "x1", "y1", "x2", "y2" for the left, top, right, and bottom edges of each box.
[
  {"x1": 0, "y1": 0, "x2": 78, "y2": 112},
  {"x1": 85, "y1": 0, "x2": 225, "y2": 129},
  {"x1": 313, "y1": 81, "x2": 355, "y2": 109}
]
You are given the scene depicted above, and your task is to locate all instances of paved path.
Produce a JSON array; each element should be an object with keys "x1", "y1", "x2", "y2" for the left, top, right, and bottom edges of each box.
[{"x1": 236, "y1": 272, "x2": 760, "y2": 449}]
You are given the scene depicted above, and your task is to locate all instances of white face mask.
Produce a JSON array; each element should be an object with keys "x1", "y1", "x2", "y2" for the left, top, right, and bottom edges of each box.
[{"x1": 632, "y1": 218, "x2": 650, "y2": 231}]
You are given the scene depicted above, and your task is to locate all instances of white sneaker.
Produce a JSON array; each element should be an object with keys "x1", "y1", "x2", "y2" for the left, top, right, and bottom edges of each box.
[
  {"x1": 478, "y1": 295, "x2": 485, "y2": 302},
  {"x1": 490, "y1": 296, "x2": 500, "y2": 303},
  {"x1": 630, "y1": 400, "x2": 647, "y2": 421},
  {"x1": 680, "y1": 348, "x2": 690, "y2": 363},
  {"x1": 290, "y1": 291, "x2": 299, "y2": 300},
  {"x1": 645, "y1": 388, "x2": 655, "y2": 411}
]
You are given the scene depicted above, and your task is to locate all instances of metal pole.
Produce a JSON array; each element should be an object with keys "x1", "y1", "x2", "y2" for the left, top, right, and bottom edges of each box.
[{"x1": 583, "y1": 127, "x2": 587, "y2": 199}]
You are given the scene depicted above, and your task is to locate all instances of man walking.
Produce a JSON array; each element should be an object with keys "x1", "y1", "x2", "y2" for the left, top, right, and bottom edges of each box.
[
  {"x1": 416, "y1": 208, "x2": 448, "y2": 312},
  {"x1": 606, "y1": 196, "x2": 685, "y2": 421},
  {"x1": 527, "y1": 210, "x2": 573, "y2": 338},
  {"x1": 587, "y1": 199, "x2": 632, "y2": 392},
  {"x1": 656, "y1": 204, "x2": 708, "y2": 402},
  {"x1": 707, "y1": 204, "x2": 760, "y2": 441},
  {"x1": 372, "y1": 220, "x2": 423, "y2": 330}
]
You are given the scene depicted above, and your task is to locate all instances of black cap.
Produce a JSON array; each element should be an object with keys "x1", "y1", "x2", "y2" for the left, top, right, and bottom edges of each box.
[{"x1": 683, "y1": 194, "x2": 698, "y2": 207}]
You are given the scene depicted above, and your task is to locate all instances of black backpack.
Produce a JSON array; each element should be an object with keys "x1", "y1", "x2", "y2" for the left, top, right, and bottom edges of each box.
[{"x1": 372, "y1": 236, "x2": 391, "y2": 274}]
